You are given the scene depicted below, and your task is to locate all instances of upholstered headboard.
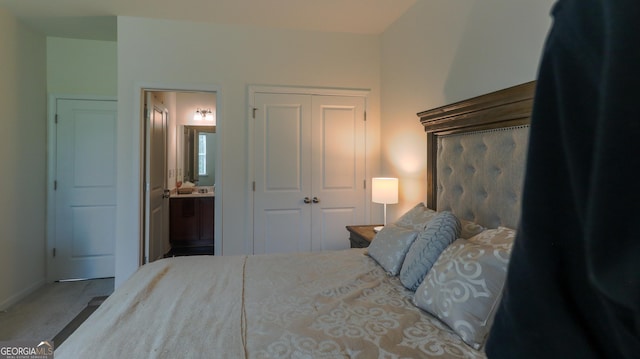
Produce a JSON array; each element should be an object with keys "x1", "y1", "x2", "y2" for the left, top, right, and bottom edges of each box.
[{"x1": 418, "y1": 81, "x2": 536, "y2": 230}]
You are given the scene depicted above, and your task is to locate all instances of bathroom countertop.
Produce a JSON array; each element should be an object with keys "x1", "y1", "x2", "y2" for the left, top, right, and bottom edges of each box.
[{"x1": 170, "y1": 187, "x2": 215, "y2": 198}]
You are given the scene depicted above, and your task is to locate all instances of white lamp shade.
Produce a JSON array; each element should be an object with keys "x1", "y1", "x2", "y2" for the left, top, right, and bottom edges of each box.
[{"x1": 372, "y1": 177, "x2": 398, "y2": 204}]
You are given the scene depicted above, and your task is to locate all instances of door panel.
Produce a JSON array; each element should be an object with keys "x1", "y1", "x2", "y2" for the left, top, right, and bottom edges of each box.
[
  {"x1": 253, "y1": 94, "x2": 312, "y2": 254},
  {"x1": 52, "y1": 99, "x2": 117, "y2": 280},
  {"x1": 263, "y1": 209, "x2": 309, "y2": 253},
  {"x1": 70, "y1": 206, "x2": 115, "y2": 257},
  {"x1": 265, "y1": 104, "x2": 305, "y2": 191},
  {"x1": 316, "y1": 207, "x2": 358, "y2": 251}
]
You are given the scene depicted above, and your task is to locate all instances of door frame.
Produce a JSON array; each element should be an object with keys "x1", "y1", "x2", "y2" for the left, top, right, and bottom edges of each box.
[
  {"x1": 136, "y1": 83, "x2": 223, "y2": 266},
  {"x1": 46, "y1": 94, "x2": 117, "y2": 282},
  {"x1": 247, "y1": 85, "x2": 371, "y2": 254}
]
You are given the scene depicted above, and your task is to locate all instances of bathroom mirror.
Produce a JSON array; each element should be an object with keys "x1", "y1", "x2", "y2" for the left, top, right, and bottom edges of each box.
[{"x1": 180, "y1": 125, "x2": 216, "y2": 185}]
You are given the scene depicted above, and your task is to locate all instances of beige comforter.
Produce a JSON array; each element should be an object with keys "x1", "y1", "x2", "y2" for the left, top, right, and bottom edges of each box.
[{"x1": 56, "y1": 250, "x2": 485, "y2": 358}]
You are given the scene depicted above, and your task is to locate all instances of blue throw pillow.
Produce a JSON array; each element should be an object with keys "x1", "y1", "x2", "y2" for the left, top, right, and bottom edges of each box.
[
  {"x1": 399, "y1": 211, "x2": 461, "y2": 291},
  {"x1": 367, "y1": 224, "x2": 419, "y2": 275}
]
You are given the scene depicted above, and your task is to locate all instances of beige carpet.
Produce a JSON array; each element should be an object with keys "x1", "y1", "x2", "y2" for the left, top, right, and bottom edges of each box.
[{"x1": 0, "y1": 278, "x2": 114, "y2": 342}]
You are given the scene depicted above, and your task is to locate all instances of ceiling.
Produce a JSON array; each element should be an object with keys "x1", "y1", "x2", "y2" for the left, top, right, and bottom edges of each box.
[{"x1": 0, "y1": 0, "x2": 416, "y2": 41}]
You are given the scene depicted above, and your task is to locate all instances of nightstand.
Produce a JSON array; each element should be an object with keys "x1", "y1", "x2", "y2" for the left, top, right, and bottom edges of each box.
[{"x1": 346, "y1": 225, "x2": 381, "y2": 248}]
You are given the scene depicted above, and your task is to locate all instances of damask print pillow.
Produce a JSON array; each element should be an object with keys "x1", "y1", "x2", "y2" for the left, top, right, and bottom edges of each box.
[
  {"x1": 367, "y1": 224, "x2": 419, "y2": 275},
  {"x1": 413, "y1": 235, "x2": 514, "y2": 349},
  {"x1": 399, "y1": 211, "x2": 461, "y2": 291},
  {"x1": 394, "y1": 203, "x2": 438, "y2": 231},
  {"x1": 468, "y1": 226, "x2": 516, "y2": 247}
]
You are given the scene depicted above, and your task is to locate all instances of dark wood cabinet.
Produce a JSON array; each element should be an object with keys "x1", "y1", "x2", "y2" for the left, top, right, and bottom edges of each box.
[
  {"x1": 346, "y1": 225, "x2": 380, "y2": 248},
  {"x1": 170, "y1": 196, "x2": 215, "y2": 252},
  {"x1": 199, "y1": 197, "x2": 214, "y2": 243}
]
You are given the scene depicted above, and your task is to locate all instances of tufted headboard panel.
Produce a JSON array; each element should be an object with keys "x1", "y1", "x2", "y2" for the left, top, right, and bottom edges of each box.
[
  {"x1": 418, "y1": 81, "x2": 536, "y2": 230},
  {"x1": 436, "y1": 126, "x2": 529, "y2": 229}
]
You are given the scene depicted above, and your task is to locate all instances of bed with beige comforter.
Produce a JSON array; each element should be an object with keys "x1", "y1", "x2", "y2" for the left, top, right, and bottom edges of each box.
[{"x1": 55, "y1": 249, "x2": 486, "y2": 358}]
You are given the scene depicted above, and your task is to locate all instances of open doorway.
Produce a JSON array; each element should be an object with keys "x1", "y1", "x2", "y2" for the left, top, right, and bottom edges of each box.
[{"x1": 141, "y1": 89, "x2": 219, "y2": 264}]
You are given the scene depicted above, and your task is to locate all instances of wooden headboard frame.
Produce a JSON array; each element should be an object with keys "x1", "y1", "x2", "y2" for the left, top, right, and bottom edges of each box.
[{"x1": 418, "y1": 81, "x2": 536, "y2": 212}]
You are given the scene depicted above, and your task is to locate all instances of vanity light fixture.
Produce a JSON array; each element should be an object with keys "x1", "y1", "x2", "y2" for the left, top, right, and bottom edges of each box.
[{"x1": 194, "y1": 108, "x2": 214, "y2": 122}]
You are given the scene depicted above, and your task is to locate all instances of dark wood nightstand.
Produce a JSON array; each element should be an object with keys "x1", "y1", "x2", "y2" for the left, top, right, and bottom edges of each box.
[{"x1": 346, "y1": 225, "x2": 382, "y2": 248}]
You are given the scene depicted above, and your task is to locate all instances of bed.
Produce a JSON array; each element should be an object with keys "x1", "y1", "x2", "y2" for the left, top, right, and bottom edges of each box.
[{"x1": 55, "y1": 81, "x2": 535, "y2": 358}]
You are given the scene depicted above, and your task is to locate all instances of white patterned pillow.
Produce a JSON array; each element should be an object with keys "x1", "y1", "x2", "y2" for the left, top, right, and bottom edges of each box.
[
  {"x1": 399, "y1": 211, "x2": 461, "y2": 291},
  {"x1": 367, "y1": 224, "x2": 419, "y2": 275},
  {"x1": 469, "y1": 226, "x2": 516, "y2": 246},
  {"x1": 394, "y1": 203, "x2": 438, "y2": 231},
  {"x1": 413, "y1": 233, "x2": 514, "y2": 349}
]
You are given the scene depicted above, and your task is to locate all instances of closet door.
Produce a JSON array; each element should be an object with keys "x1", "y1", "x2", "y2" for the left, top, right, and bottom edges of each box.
[
  {"x1": 253, "y1": 92, "x2": 366, "y2": 254},
  {"x1": 310, "y1": 95, "x2": 366, "y2": 251},
  {"x1": 253, "y1": 93, "x2": 313, "y2": 254}
]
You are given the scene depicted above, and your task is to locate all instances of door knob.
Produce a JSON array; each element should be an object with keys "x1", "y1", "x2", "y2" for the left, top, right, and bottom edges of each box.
[
  {"x1": 312, "y1": 197, "x2": 320, "y2": 203},
  {"x1": 303, "y1": 197, "x2": 311, "y2": 204},
  {"x1": 162, "y1": 189, "x2": 171, "y2": 199}
]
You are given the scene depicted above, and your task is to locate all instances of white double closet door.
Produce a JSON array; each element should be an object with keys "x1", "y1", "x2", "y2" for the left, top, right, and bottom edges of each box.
[{"x1": 253, "y1": 92, "x2": 366, "y2": 254}]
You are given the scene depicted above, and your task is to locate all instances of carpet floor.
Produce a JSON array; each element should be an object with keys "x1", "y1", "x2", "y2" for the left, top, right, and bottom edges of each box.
[{"x1": 0, "y1": 278, "x2": 114, "y2": 344}]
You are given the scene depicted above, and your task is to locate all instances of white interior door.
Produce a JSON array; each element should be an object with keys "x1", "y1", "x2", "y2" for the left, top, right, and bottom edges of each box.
[
  {"x1": 311, "y1": 95, "x2": 366, "y2": 251},
  {"x1": 253, "y1": 92, "x2": 365, "y2": 254},
  {"x1": 51, "y1": 99, "x2": 117, "y2": 280},
  {"x1": 253, "y1": 93, "x2": 313, "y2": 254},
  {"x1": 144, "y1": 93, "x2": 170, "y2": 263}
]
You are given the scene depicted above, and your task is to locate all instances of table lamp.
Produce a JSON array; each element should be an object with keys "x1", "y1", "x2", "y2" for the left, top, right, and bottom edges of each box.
[{"x1": 372, "y1": 177, "x2": 398, "y2": 232}]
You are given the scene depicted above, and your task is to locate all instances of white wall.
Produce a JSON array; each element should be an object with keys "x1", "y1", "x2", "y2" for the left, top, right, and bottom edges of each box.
[
  {"x1": 116, "y1": 17, "x2": 381, "y2": 285},
  {"x1": 176, "y1": 92, "x2": 217, "y2": 128},
  {"x1": 380, "y1": 0, "x2": 555, "y2": 220},
  {"x1": 47, "y1": 37, "x2": 117, "y2": 96},
  {"x1": 0, "y1": 9, "x2": 47, "y2": 310}
]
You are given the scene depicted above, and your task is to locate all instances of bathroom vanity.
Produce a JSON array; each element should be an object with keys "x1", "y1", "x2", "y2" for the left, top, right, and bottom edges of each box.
[{"x1": 169, "y1": 188, "x2": 214, "y2": 254}]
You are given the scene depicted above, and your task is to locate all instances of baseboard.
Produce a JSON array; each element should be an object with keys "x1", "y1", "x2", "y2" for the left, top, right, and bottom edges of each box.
[{"x1": 0, "y1": 278, "x2": 46, "y2": 311}]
